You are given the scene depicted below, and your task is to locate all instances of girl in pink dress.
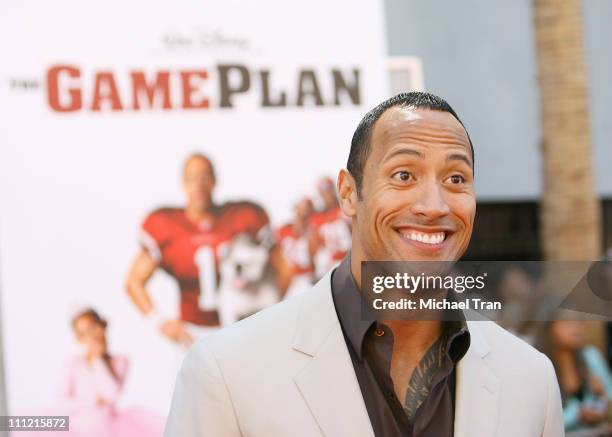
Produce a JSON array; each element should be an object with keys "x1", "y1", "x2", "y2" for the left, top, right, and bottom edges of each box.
[{"x1": 25, "y1": 308, "x2": 164, "y2": 436}]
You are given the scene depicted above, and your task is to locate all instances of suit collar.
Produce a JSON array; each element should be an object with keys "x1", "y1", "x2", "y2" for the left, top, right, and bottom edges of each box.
[
  {"x1": 465, "y1": 319, "x2": 491, "y2": 357},
  {"x1": 454, "y1": 321, "x2": 499, "y2": 437},
  {"x1": 292, "y1": 271, "x2": 375, "y2": 437},
  {"x1": 291, "y1": 270, "x2": 338, "y2": 357}
]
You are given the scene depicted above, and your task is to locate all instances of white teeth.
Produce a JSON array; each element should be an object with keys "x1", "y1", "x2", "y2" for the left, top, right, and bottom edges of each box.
[{"x1": 401, "y1": 230, "x2": 445, "y2": 245}]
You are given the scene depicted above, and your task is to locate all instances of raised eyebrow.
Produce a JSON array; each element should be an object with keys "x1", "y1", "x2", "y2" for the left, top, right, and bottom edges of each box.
[
  {"x1": 447, "y1": 153, "x2": 472, "y2": 167},
  {"x1": 383, "y1": 147, "x2": 423, "y2": 163}
]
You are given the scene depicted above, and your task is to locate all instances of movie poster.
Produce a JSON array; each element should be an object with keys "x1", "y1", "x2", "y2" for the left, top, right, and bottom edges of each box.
[{"x1": 0, "y1": 0, "x2": 388, "y2": 432}]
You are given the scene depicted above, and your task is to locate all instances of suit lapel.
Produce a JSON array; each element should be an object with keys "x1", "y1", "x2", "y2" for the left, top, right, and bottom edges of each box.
[
  {"x1": 292, "y1": 272, "x2": 375, "y2": 437},
  {"x1": 454, "y1": 321, "x2": 500, "y2": 437}
]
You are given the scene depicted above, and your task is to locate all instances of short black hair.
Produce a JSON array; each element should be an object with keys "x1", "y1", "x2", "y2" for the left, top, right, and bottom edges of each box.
[{"x1": 347, "y1": 92, "x2": 474, "y2": 197}]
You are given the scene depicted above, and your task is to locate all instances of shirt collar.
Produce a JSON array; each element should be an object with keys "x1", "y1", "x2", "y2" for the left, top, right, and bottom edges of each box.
[
  {"x1": 331, "y1": 253, "x2": 471, "y2": 362},
  {"x1": 331, "y1": 254, "x2": 375, "y2": 360}
]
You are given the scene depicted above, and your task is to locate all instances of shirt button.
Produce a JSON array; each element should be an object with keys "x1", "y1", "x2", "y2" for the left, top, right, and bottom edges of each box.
[{"x1": 374, "y1": 328, "x2": 385, "y2": 337}]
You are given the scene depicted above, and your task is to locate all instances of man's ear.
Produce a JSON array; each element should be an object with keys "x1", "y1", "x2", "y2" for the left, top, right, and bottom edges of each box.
[{"x1": 337, "y1": 169, "x2": 358, "y2": 217}]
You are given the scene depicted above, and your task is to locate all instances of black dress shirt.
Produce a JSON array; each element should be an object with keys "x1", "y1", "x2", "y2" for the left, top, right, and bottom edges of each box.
[{"x1": 331, "y1": 256, "x2": 471, "y2": 437}]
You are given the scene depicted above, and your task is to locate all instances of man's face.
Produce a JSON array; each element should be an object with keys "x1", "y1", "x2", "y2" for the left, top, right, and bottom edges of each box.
[
  {"x1": 294, "y1": 198, "x2": 313, "y2": 222},
  {"x1": 182, "y1": 156, "x2": 215, "y2": 211},
  {"x1": 348, "y1": 107, "x2": 475, "y2": 262}
]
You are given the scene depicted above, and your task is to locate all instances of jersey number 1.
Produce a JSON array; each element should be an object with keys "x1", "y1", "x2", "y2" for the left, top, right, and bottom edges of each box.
[{"x1": 195, "y1": 246, "x2": 217, "y2": 310}]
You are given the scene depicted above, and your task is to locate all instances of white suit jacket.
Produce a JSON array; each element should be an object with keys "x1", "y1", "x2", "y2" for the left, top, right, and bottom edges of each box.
[{"x1": 165, "y1": 271, "x2": 564, "y2": 437}]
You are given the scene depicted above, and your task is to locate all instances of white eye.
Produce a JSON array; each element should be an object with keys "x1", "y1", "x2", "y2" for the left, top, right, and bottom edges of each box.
[
  {"x1": 446, "y1": 174, "x2": 465, "y2": 185},
  {"x1": 392, "y1": 171, "x2": 412, "y2": 182}
]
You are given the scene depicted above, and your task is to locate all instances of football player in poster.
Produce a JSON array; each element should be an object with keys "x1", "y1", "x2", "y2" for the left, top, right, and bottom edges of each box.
[
  {"x1": 276, "y1": 197, "x2": 315, "y2": 297},
  {"x1": 309, "y1": 177, "x2": 352, "y2": 279},
  {"x1": 125, "y1": 153, "x2": 288, "y2": 348}
]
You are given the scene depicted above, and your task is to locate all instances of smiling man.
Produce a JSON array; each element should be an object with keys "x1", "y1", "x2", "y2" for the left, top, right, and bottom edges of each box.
[{"x1": 164, "y1": 92, "x2": 563, "y2": 437}]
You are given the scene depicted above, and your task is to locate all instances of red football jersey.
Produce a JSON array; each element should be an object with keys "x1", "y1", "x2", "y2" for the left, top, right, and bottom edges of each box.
[
  {"x1": 277, "y1": 223, "x2": 313, "y2": 275},
  {"x1": 140, "y1": 201, "x2": 271, "y2": 325}
]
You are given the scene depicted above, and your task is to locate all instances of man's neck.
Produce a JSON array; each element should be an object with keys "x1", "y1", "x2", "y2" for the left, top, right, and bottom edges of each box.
[
  {"x1": 349, "y1": 251, "x2": 363, "y2": 288},
  {"x1": 185, "y1": 204, "x2": 215, "y2": 223},
  {"x1": 293, "y1": 219, "x2": 308, "y2": 235},
  {"x1": 323, "y1": 202, "x2": 337, "y2": 213}
]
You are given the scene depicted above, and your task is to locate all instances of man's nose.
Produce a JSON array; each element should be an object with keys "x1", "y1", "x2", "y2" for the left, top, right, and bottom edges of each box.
[{"x1": 409, "y1": 180, "x2": 450, "y2": 220}]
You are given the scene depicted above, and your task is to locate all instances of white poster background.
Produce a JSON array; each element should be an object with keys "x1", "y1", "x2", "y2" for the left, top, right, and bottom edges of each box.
[{"x1": 0, "y1": 0, "x2": 388, "y2": 415}]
